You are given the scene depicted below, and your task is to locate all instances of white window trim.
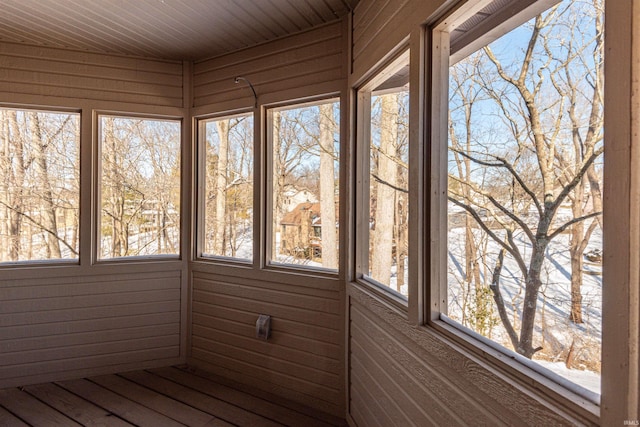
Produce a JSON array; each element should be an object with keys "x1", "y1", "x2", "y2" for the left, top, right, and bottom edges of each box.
[
  {"x1": 195, "y1": 110, "x2": 255, "y2": 265},
  {"x1": 0, "y1": 105, "x2": 82, "y2": 267},
  {"x1": 94, "y1": 111, "x2": 183, "y2": 263},
  {"x1": 263, "y1": 96, "x2": 342, "y2": 276},
  {"x1": 354, "y1": 48, "x2": 412, "y2": 308}
]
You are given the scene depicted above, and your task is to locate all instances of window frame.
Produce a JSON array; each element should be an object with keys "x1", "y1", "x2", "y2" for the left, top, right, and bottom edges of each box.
[
  {"x1": 0, "y1": 104, "x2": 82, "y2": 267},
  {"x1": 264, "y1": 95, "x2": 342, "y2": 276},
  {"x1": 354, "y1": 47, "x2": 412, "y2": 308},
  {"x1": 425, "y1": 0, "x2": 602, "y2": 416},
  {"x1": 195, "y1": 109, "x2": 255, "y2": 265},
  {"x1": 94, "y1": 111, "x2": 183, "y2": 263}
]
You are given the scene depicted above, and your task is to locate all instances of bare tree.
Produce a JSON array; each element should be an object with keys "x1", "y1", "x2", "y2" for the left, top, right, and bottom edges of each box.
[
  {"x1": 100, "y1": 117, "x2": 180, "y2": 258},
  {"x1": 29, "y1": 112, "x2": 61, "y2": 258},
  {"x1": 0, "y1": 109, "x2": 79, "y2": 262},
  {"x1": 371, "y1": 93, "x2": 399, "y2": 285},
  {"x1": 3, "y1": 111, "x2": 26, "y2": 261},
  {"x1": 448, "y1": 0, "x2": 603, "y2": 357},
  {"x1": 203, "y1": 115, "x2": 253, "y2": 258},
  {"x1": 214, "y1": 120, "x2": 229, "y2": 255},
  {"x1": 319, "y1": 103, "x2": 338, "y2": 269},
  {"x1": 448, "y1": 56, "x2": 499, "y2": 331}
]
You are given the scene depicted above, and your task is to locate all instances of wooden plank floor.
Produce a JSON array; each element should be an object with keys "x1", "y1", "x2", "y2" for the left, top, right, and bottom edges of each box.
[{"x1": 0, "y1": 366, "x2": 345, "y2": 427}]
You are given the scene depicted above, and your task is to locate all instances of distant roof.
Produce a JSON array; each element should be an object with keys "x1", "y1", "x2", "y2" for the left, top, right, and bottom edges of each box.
[{"x1": 280, "y1": 202, "x2": 320, "y2": 226}]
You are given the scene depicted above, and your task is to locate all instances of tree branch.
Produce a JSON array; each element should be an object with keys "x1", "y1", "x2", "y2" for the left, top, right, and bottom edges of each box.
[
  {"x1": 551, "y1": 145, "x2": 603, "y2": 212},
  {"x1": 372, "y1": 173, "x2": 408, "y2": 194},
  {"x1": 447, "y1": 197, "x2": 523, "y2": 261},
  {"x1": 0, "y1": 200, "x2": 78, "y2": 255},
  {"x1": 488, "y1": 248, "x2": 520, "y2": 349},
  {"x1": 450, "y1": 147, "x2": 543, "y2": 215},
  {"x1": 449, "y1": 174, "x2": 535, "y2": 244},
  {"x1": 548, "y1": 211, "x2": 602, "y2": 240}
]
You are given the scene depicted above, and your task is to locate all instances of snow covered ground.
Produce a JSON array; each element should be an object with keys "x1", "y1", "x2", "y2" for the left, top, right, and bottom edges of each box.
[{"x1": 447, "y1": 222, "x2": 602, "y2": 394}]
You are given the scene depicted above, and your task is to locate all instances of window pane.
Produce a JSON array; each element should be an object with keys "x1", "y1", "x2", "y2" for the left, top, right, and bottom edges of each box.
[
  {"x1": 271, "y1": 100, "x2": 340, "y2": 270},
  {"x1": 99, "y1": 116, "x2": 181, "y2": 259},
  {"x1": 366, "y1": 54, "x2": 410, "y2": 295},
  {"x1": 201, "y1": 113, "x2": 253, "y2": 260},
  {"x1": 0, "y1": 108, "x2": 80, "y2": 262},
  {"x1": 446, "y1": 0, "x2": 603, "y2": 393}
]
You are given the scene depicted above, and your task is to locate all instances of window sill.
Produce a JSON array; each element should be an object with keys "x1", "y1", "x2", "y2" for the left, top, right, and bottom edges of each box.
[{"x1": 426, "y1": 317, "x2": 600, "y2": 423}]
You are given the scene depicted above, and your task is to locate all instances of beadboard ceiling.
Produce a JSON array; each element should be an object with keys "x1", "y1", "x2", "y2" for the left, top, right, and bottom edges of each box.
[{"x1": 0, "y1": 0, "x2": 357, "y2": 60}]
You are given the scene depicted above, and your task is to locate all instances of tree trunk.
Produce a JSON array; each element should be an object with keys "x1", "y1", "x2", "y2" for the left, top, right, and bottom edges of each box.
[
  {"x1": 569, "y1": 183, "x2": 585, "y2": 323},
  {"x1": 7, "y1": 111, "x2": 26, "y2": 261},
  {"x1": 29, "y1": 113, "x2": 62, "y2": 258},
  {"x1": 215, "y1": 120, "x2": 229, "y2": 255},
  {"x1": 371, "y1": 94, "x2": 398, "y2": 285},
  {"x1": 103, "y1": 117, "x2": 125, "y2": 257},
  {"x1": 517, "y1": 241, "x2": 547, "y2": 357},
  {"x1": 272, "y1": 111, "x2": 282, "y2": 258},
  {"x1": 0, "y1": 111, "x2": 10, "y2": 261},
  {"x1": 318, "y1": 103, "x2": 338, "y2": 269}
]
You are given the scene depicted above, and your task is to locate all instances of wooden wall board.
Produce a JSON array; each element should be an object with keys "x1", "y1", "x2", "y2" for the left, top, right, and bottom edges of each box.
[
  {"x1": 193, "y1": 22, "x2": 344, "y2": 109},
  {"x1": 0, "y1": 42, "x2": 183, "y2": 107}
]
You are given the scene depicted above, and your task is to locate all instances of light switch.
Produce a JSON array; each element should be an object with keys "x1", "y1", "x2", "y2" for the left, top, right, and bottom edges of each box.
[{"x1": 256, "y1": 314, "x2": 271, "y2": 340}]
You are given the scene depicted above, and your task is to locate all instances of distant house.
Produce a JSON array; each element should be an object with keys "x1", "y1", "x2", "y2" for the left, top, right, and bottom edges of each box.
[
  {"x1": 280, "y1": 202, "x2": 322, "y2": 259},
  {"x1": 281, "y1": 188, "x2": 318, "y2": 213}
]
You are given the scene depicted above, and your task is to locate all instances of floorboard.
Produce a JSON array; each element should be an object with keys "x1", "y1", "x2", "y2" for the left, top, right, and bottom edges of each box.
[
  {"x1": 152, "y1": 367, "x2": 338, "y2": 427},
  {"x1": 0, "y1": 366, "x2": 345, "y2": 427},
  {"x1": 0, "y1": 406, "x2": 29, "y2": 427},
  {"x1": 23, "y1": 382, "x2": 134, "y2": 426},
  {"x1": 0, "y1": 388, "x2": 82, "y2": 426}
]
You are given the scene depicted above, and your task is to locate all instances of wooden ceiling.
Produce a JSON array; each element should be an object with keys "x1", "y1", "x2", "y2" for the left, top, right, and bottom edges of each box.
[{"x1": 0, "y1": 0, "x2": 357, "y2": 60}]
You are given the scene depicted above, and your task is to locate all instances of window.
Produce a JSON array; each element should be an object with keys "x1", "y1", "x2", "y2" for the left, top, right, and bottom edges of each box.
[
  {"x1": 433, "y1": 0, "x2": 603, "y2": 396},
  {"x1": 0, "y1": 108, "x2": 80, "y2": 263},
  {"x1": 268, "y1": 99, "x2": 340, "y2": 270},
  {"x1": 98, "y1": 115, "x2": 181, "y2": 259},
  {"x1": 358, "y1": 51, "x2": 410, "y2": 296},
  {"x1": 199, "y1": 113, "x2": 254, "y2": 261}
]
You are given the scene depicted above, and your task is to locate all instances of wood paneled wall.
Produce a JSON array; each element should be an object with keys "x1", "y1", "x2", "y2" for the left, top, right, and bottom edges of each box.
[
  {"x1": 189, "y1": 22, "x2": 347, "y2": 418},
  {"x1": 0, "y1": 42, "x2": 187, "y2": 389},
  {"x1": 0, "y1": 41, "x2": 183, "y2": 108},
  {"x1": 0, "y1": 270, "x2": 182, "y2": 388},
  {"x1": 190, "y1": 272, "x2": 344, "y2": 417},
  {"x1": 193, "y1": 21, "x2": 344, "y2": 110},
  {"x1": 348, "y1": 285, "x2": 595, "y2": 426},
  {"x1": 351, "y1": 0, "x2": 442, "y2": 82}
]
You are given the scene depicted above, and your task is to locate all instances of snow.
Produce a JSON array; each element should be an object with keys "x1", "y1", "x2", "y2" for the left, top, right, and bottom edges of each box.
[
  {"x1": 446, "y1": 210, "x2": 602, "y2": 394},
  {"x1": 534, "y1": 360, "x2": 601, "y2": 395}
]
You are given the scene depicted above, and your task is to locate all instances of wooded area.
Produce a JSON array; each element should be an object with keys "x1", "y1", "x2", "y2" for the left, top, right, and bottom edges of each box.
[
  {"x1": 99, "y1": 117, "x2": 181, "y2": 259},
  {"x1": 0, "y1": 109, "x2": 79, "y2": 262},
  {"x1": 447, "y1": 0, "x2": 603, "y2": 384},
  {"x1": 367, "y1": 79, "x2": 410, "y2": 293}
]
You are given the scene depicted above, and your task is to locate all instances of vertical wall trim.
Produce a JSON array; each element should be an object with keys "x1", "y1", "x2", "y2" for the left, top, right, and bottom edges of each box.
[
  {"x1": 255, "y1": 105, "x2": 266, "y2": 270},
  {"x1": 428, "y1": 28, "x2": 450, "y2": 321},
  {"x1": 80, "y1": 103, "x2": 93, "y2": 268},
  {"x1": 408, "y1": 26, "x2": 425, "y2": 326},
  {"x1": 181, "y1": 60, "x2": 193, "y2": 362},
  {"x1": 342, "y1": 12, "x2": 354, "y2": 422},
  {"x1": 632, "y1": 3, "x2": 640, "y2": 418},
  {"x1": 601, "y1": 0, "x2": 639, "y2": 424}
]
